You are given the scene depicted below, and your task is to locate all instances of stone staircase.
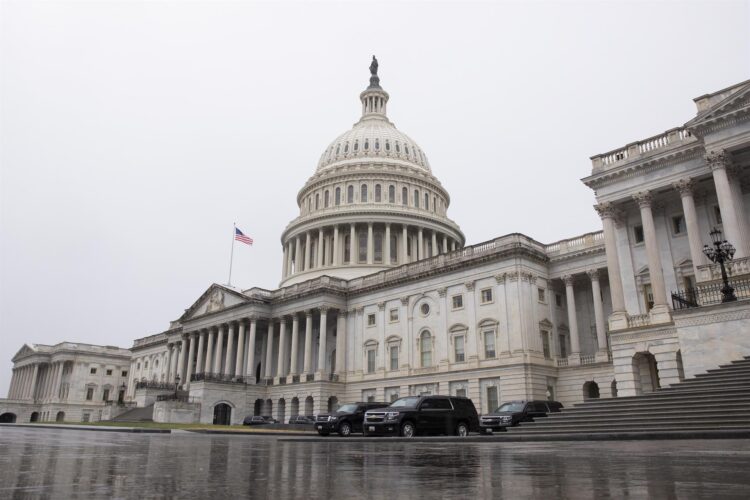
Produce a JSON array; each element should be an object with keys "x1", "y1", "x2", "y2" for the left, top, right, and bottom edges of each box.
[
  {"x1": 111, "y1": 404, "x2": 154, "y2": 423},
  {"x1": 508, "y1": 356, "x2": 750, "y2": 437}
]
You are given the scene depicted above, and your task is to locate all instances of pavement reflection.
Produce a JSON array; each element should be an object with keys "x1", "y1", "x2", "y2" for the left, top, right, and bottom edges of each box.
[{"x1": 0, "y1": 428, "x2": 749, "y2": 499}]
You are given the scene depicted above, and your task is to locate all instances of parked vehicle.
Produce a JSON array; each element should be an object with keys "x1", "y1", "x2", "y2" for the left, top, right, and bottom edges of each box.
[
  {"x1": 243, "y1": 416, "x2": 269, "y2": 426},
  {"x1": 261, "y1": 416, "x2": 278, "y2": 424},
  {"x1": 289, "y1": 415, "x2": 314, "y2": 424},
  {"x1": 363, "y1": 395, "x2": 480, "y2": 437},
  {"x1": 479, "y1": 400, "x2": 563, "y2": 433},
  {"x1": 315, "y1": 401, "x2": 389, "y2": 436}
]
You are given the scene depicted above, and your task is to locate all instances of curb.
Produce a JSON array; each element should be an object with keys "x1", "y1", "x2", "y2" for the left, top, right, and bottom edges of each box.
[
  {"x1": 0, "y1": 423, "x2": 171, "y2": 434},
  {"x1": 186, "y1": 429, "x2": 316, "y2": 436},
  {"x1": 279, "y1": 429, "x2": 750, "y2": 443}
]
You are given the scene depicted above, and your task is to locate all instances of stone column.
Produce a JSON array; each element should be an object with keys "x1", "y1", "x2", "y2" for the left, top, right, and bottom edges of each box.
[
  {"x1": 432, "y1": 231, "x2": 438, "y2": 257},
  {"x1": 304, "y1": 232, "x2": 311, "y2": 271},
  {"x1": 385, "y1": 223, "x2": 391, "y2": 264},
  {"x1": 177, "y1": 340, "x2": 187, "y2": 385},
  {"x1": 29, "y1": 364, "x2": 39, "y2": 402},
  {"x1": 185, "y1": 333, "x2": 197, "y2": 389},
  {"x1": 350, "y1": 223, "x2": 356, "y2": 264},
  {"x1": 170, "y1": 345, "x2": 179, "y2": 382},
  {"x1": 707, "y1": 150, "x2": 746, "y2": 257},
  {"x1": 277, "y1": 318, "x2": 288, "y2": 377},
  {"x1": 235, "y1": 321, "x2": 246, "y2": 379},
  {"x1": 53, "y1": 362, "x2": 64, "y2": 401},
  {"x1": 8, "y1": 369, "x2": 17, "y2": 399},
  {"x1": 367, "y1": 223, "x2": 374, "y2": 264},
  {"x1": 402, "y1": 225, "x2": 408, "y2": 263},
  {"x1": 214, "y1": 325, "x2": 225, "y2": 376},
  {"x1": 196, "y1": 331, "x2": 206, "y2": 376},
  {"x1": 295, "y1": 236, "x2": 303, "y2": 273},
  {"x1": 633, "y1": 191, "x2": 670, "y2": 322},
  {"x1": 317, "y1": 229, "x2": 324, "y2": 268},
  {"x1": 333, "y1": 226, "x2": 340, "y2": 265},
  {"x1": 245, "y1": 318, "x2": 257, "y2": 382},
  {"x1": 562, "y1": 275, "x2": 581, "y2": 360},
  {"x1": 282, "y1": 244, "x2": 289, "y2": 278},
  {"x1": 335, "y1": 311, "x2": 347, "y2": 377},
  {"x1": 595, "y1": 202, "x2": 628, "y2": 329},
  {"x1": 673, "y1": 178, "x2": 706, "y2": 278},
  {"x1": 588, "y1": 270, "x2": 609, "y2": 359},
  {"x1": 442, "y1": 235, "x2": 448, "y2": 253},
  {"x1": 224, "y1": 323, "x2": 235, "y2": 377},
  {"x1": 265, "y1": 321, "x2": 275, "y2": 378},
  {"x1": 303, "y1": 311, "x2": 314, "y2": 375},
  {"x1": 205, "y1": 328, "x2": 215, "y2": 374},
  {"x1": 290, "y1": 314, "x2": 300, "y2": 376},
  {"x1": 418, "y1": 228, "x2": 424, "y2": 260},
  {"x1": 317, "y1": 307, "x2": 329, "y2": 378}
]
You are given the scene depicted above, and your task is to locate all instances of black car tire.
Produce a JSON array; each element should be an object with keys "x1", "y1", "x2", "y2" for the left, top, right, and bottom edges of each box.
[
  {"x1": 338, "y1": 422, "x2": 352, "y2": 437},
  {"x1": 317, "y1": 430, "x2": 330, "y2": 436},
  {"x1": 400, "y1": 421, "x2": 416, "y2": 438},
  {"x1": 456, "y1": 422, "x2": 469, "y2": 437}
]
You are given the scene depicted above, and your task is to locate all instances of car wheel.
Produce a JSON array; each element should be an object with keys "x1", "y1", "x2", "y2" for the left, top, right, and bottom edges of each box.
[
  {"x1": 401, "y1": 421, "x2": 416, "y2": 438},
  {"x1": 317, "y1": 430, "x2": 330, "y2": 436},
  {"x1": 456, "y1": 422, "x2": 469, "y2": 437},
  {"x1": 338, "y1": 422, "x2": 352, "y2": 437}
]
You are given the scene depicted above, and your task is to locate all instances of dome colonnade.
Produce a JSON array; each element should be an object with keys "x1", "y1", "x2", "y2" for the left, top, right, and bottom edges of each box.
[{"x1": 280, "y1": 57, "x2": 464, "y2": 286}]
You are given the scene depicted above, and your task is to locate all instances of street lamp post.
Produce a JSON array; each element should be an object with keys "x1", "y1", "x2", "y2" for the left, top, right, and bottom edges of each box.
[
  {"x1": 174, "y1": 375, "x2": 181, "y2": 398},
  {"x1": 703, "y1": 227, "x2": 737, "y2": 303}
]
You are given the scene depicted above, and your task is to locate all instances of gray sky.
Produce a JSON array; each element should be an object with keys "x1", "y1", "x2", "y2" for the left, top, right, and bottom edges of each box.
[{"x1": 1, "y1": 0, "x2": 748, "y2": 396}]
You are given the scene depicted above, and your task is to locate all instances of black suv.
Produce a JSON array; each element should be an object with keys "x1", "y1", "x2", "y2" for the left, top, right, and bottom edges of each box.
[
  {"x1": 363, "y1": 395, "x2": 480, "y2": 437},
  {"x1": 480, "y1": 400, "x2": 563, "y2": 433},
  {"x1": 315, "y1": 402, "x2": 389, "y2": 436}
]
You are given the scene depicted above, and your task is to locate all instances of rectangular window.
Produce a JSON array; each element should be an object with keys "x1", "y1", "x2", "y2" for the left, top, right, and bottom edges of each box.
[
  {"x1": 367, "y1": 349, "x2": 376, "y2": 374},
  {"x1": 121, "y1": 371, "x2": 128, "y2": 377},
  {"x1": 633, "y1": 225, "x2": 644, "y2": 244},
  {"x1": 480, "y1": 288, "x2": 493, "y2": 304},
  {"x1": 454, "y1": 336, "x2": 465, "y2": 363},
  {"x1": 389, "y1": 308, "x2": 399, "y2": 322},
  {"x1": 358, "y1": 232, "x2": 367, "y2": 262},
  {"x1": 86, "y1": 388, "x2": 94, "y2": 401},
  {"x1": 555, "y1": 294, "x2": 562, "y2": 307},
  {"x1": 538, "y1": 288, "x2": 546, "y2": 303},
  {"x1": 486, "y1": 386, "x2": 499, "y2": 413},
  {"x1": 106, "y1": 369, "x2": 112, "y2": 376},
  {"x1": 484, "y1": 330, "x2": 496, "y2": 358},
  {"x1": 643, "y1": 284, "x2": 654, "y2": 311},
  {"x1": 102, "y1": 389, "x2": 110, "y2": 401},
  {"x1": 90, "y1": 368, "x2": 97, "y2": 375},
  {"x1": 451, "y1": 294, "x2": 463, "y2": 310},
  {"x1": 82, "y1": 413, "x2": 90, "y2": 423},
  {"x1": 389, "y1": 345, "x2": 399, "y2": 371},
  {"x1": 374, "y1": 233, "x2": 383, "y2": 263},
  {"x1": 671, "y1": 215, "x2": 685, "y2": 235},
  {"x1": 559, "y1": 334, "x2": 567, "y2": 358},
  {"x1": 390, "y1": 392, "x2": 399, "y2": 402},
  {"x1": 541, "y1": 331, "x2": 551, "y2": 359},
  {"x1": 367, "y1": 313, "x2": 376, "y2": 327},
  {"x1": 455, "y1": 388, "x2": 467, "y2": 398}
]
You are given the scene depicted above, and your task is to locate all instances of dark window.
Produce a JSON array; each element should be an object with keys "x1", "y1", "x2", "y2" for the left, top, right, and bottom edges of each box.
[
  {"x1": 86, "y1": 388, "x2": 94, "y2": 401},
  {"x1": 324, "y1": 190, "x2": 330, "y2": 208},
  {"x1": 402, "y1": 187, "x2": 408, "y2": 205},
  {"x1": 335, "y1": 187, "x2": 341, "y2": 206},
  {"x1": 414, "y1": 190, "x2": 420, "y2": 208},
  {"x1": 430, "y1": 398, "x2": 452, "y2": 410},
  {"x1": 388, "y1": 185, "x2": 395, "y2": 203},
  {"x1": 354, "y1": 140, "x2": 359, "y2": 151},
  {"x1": 90, "y1": 368, "x2": 97, "y2": 375},
  {"x1": 375, "y1": 184, "x2": 381, "y2": 202},
  {"x1": 347, "y1": 185, "x2": 354, "y2": 203},
  {"x1": 121, "y1": 371, "x2": 128, "y2": 377},
  {"x1": 106, "y1": 369, "x2": 112, "y2": 376},
  {"x1": 633, "y1": 225, "x2": 644, "y2": 244},
  {"x1": 361, "y1": 184, "x2": 368, "y2": 202},
  {"x1": 102, "y1": 389, "x2": 110, "y2": 401}
]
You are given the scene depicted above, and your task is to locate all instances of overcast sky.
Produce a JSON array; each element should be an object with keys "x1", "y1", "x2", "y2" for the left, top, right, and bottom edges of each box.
[{"x1": 1, "y1": 0, "x2": 748, "y2": 396}]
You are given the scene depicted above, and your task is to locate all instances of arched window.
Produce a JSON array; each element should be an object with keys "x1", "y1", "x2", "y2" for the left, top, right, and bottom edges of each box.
[
  {"x1": 375, "y1": 139, "x2": 380, "y2": 151},
  {"x1": 424, "y1": 193, "x2": 429, "y2": 209},
  {"x1": 347, "y1": 185, "x2": 354, "y2": 203},
  {"x1": 344, "y1": 235, "x2": 351, "y2": 263},
  {"x1": 414, "y1": 190, "x2": 420, "y2": 208},
  {"x1": 361, "y1": 184, "x2": 368, "y2": 203},
  {"x1": 358, "y1": 231, "x2": 367, "y2": 262},
  {"x1": 402, "y1": 187, "x2": 408, "y2": 205},
  {"x1": 335, "y1": 187, "x2": 341, "y2": 206},
  {"x1": 375, "y1": 184, "x2": 382, "y2": 202},
  {"x1": 395, "y1": 142, "x2": 400, "y2": 153},
  {"x1": 324, "y1": 190, "x2": 330, "y2": 208},
  {"x1": 374, "y1": 232, "x2": 383, "y2": 263},
  {"x1": 433, "y1": 196, "x2": 437, "y2": 212},
  {"x1": 385, "y1": 140, "x2": 390, "y2": 151},
  {"x1": 344, "y1": 142, "x2": 349, "y2": 153},
  {"x1": 315, "y1": 193, "x2": 320, "y2": 210},
  {"x1": 336, "y1": 144, "x2": 340, "y2": 155},
  {"x1": 354, "y1": 140, "x2": 359, "y2": 152},
  {"x1": 405, "y1": 144, "x2": 410, "y2": 155},
  {"x1": 388, "y1": 185, "x2": 395, "y2": 203},
  {"x1": 390, "y1": 234, "x2": 398, "y2": 264},
  {"x1": 420, "y1": 331, "x2": 432, "y2": 367},
  {"x1": 364, "y1": 139, "x2": 369, "y2": 150}
]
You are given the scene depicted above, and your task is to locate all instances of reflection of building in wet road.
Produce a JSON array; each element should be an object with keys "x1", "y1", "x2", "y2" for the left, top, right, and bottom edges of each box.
[
  {"x1": 3, "y1": 70, "x2": 750, "y2": 428},
  {"x1": 1, "y1": 428, "x2": 749, "y2": 498}
]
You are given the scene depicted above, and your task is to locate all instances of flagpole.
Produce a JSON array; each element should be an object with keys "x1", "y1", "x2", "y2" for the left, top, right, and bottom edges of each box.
[{"x1": 228, "y1": 223, "x2": 236, "y2": 286}]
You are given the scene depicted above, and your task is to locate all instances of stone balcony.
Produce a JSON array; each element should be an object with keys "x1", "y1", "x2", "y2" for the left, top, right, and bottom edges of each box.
[{"x1": 590, "y1": 127, "x2": 697, "y2": 174}]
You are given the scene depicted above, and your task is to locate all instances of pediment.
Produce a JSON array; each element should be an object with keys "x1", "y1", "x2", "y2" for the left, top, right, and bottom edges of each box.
[
  {"x1": 539, "y1": 318, "x2": 554, "y2": 329},
  {"x1": 179, "y1": 284, "x2": 250, "y2": 321},
  {"x1": 685, "y1": 80, "x2": 750, "y2": 130},
  {"x1": 12, "y1": 344, "x2": 37, "y2": 362}
]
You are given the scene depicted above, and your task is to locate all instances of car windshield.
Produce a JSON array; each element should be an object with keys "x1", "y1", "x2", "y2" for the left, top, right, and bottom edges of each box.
[
  {"x1": 495, "y1": 402, "x2": 525, "y2": 413},
  {"x1": 336, "y1": 404, "x2": 359, "y2": 413},
  {"x1": 389, "y1": 397, "x2": 420, "y2": 408}
]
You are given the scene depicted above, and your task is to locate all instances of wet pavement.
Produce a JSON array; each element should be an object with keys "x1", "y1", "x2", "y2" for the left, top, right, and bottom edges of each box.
[{"x1": 1, "y1": 428, "x2": 749, "y2": 499}]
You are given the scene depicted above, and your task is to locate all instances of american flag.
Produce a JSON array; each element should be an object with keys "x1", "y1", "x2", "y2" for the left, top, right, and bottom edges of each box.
[{"x1": 235, "y1": 227, "x2": 253, "y2": 246}]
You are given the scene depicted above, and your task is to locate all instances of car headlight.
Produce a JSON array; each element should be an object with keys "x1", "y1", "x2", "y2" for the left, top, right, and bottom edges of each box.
[
  {"x1": 386, "y1": 412, "x2": 400, "y2": 420},
  {"x1": 328, "y1": 416, "x2": 338, "y2": 421}
]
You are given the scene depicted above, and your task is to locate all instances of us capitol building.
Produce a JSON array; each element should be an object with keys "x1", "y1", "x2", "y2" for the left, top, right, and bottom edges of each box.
[{"x1": 3, "y1": 61, "x2": 750, "y2": 426}]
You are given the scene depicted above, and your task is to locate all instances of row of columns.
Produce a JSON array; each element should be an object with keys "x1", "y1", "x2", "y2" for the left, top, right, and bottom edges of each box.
[
  {"x1": 282, "y1": 223, "x2": 459, "y2": 278},
  {"x1": 170, "y1": 307, "x2": 348, "y2": 391},
  {"x1": 560, "y1": 270, "x2": 609, "y2": 358},
  {"x1": 7, "y1": 361, "x2": 65, "y2": 402}
]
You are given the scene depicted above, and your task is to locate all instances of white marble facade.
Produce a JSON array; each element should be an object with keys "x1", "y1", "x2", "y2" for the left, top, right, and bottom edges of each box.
[{"x1": 3, "y1": 70, "x2": 750, "y2": 425}]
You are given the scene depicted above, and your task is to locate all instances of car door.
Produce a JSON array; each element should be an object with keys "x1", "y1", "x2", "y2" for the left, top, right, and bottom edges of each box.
[
  {"x1": 417, "y1": 398, "x2": 436, "y2": 432},
  {"x1": 432, "y1": 398, "x2": 454, "y2": 434},
  {"x1": 352, "y1": 404, "x2": 366, "y2": 432}
]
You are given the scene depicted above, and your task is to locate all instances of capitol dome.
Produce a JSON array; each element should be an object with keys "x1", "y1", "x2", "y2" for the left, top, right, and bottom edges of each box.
[{"x1": 279, "y1": 57, "x2": 464, "y2": 286}]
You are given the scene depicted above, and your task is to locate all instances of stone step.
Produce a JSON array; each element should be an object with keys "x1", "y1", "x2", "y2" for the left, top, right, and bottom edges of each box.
[
  {"x1": 572, "y1": 386, "x2": 750, "y2": 408},
  {"x1": 513, "y1": 419, "x2": 750, "y2": 432},
  {"x1": 111, "y1": 404, "x2": 154, "y2": 422},
  {"x1": 530, "y1": 410, "x2": 750, "y2": 425},
  {"x1": 702, "y1": 365, "x2": 750, "y2": 375},
  {"x1": 547, "y1": 404, "x2": 750, "y2": 420},
  {"x1": 509, "y1": 423, "x2": 750, "y2": 434},
  {"x1": 675, "y1": 374, "x2": 750, "y2": 385},
  {"x1": 570, "y1": 394, "x2": 750, "y2": 411}
]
